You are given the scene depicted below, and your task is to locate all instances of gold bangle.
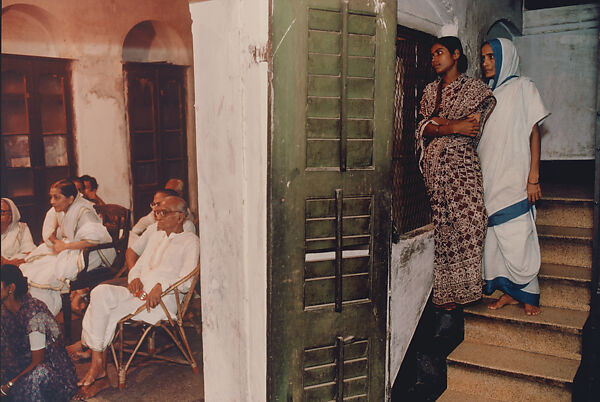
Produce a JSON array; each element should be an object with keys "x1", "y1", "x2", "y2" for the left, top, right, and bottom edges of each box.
[{"x1": 528, "y1": 180, "x2": 539, "y2": 185}]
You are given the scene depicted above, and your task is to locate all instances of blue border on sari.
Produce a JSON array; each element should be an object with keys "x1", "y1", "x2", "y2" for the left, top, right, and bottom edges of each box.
[
  {"x1": 488, "y1": 198, "x2": 531, "y2": 227},
  {"x1": 484, "y1": 277, "x2": 540, "y2": 306}
]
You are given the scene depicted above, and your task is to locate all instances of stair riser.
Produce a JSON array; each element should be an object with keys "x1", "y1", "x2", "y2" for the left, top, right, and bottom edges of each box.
[
  {"x1": 539, "y1": 278, "x2": 591, "y2": 311},
  {"x1": 447, "y1": 364, "x2": 571, "y2": 401},
  {"x1": 536, "y1": 204, "x2": 593, "y2": 229},
  {"x1": 539, "y1": 238, "x2": 592, "y2": 268},
  {"x1": 464, "y1": 316, "x2": 581, "y2": 360}
]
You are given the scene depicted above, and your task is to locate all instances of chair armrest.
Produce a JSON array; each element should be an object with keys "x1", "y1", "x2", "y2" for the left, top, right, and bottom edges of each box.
[
  {"x1": 125, "y1": 264, "x2": 200, "y2": 320},
  {"x1": 81, "y1": 242, "x2": 115, "y2": 274}
]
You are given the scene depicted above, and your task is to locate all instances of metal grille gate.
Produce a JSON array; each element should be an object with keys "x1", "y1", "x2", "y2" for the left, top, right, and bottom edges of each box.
[{"x1": 392, "y1": 28, "x2": 435, "y2": 234}]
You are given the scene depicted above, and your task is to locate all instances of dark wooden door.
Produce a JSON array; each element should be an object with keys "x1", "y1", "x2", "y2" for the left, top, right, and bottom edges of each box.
[
  {"x1": 124, "y1": 63, "x2": 187, "y2": 221},
  {"x1": 269, "y1": 1, "x2": 396, "y2": 400},
  {"x1": 1, "y1": 54, "x2": 77, "y2": 243}
]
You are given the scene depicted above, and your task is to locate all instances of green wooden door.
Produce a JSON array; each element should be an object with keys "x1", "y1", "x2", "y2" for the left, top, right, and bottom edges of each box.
[{"x1": 269, "y1": 0, "x2": 396, "y2": 400}]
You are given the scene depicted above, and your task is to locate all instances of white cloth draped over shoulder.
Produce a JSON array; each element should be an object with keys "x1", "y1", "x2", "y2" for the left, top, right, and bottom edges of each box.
[
  {"x1": 1, "y1": 198, "x2": 36, "y2": 260},
  {"x1": 20, "y1": 194, "x2": 116, "y2": 316},
  {"x1": 42, "y1": 207, "x2": 65, "y2": 247},
  {"x1": 81, "y1": 229, "x2": 200, "y2": 352},
  {"x1": 478, "y1": 38, "x2": 550, "y2": 304}
]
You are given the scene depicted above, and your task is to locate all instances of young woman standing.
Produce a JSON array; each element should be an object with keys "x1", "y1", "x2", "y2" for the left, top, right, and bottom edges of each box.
[{"x1": 416, "y1": 36, "x2": 496, "y2": 309}]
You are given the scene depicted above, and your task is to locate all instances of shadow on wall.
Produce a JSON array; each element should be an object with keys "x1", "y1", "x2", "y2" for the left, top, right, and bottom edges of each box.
[
  {"x1": 122, "y1": 20, "x2": 190, "y2": 65},
  {"x1": 1, "y1": 3, "x2": 66, "y2": 57}
]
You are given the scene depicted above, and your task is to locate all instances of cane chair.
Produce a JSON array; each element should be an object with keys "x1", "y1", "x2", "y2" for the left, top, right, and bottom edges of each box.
[
  {"x1": 61, "y1": 204, "x2": 131, "y2": 341},
  {"x1": 109, "y1": 264, "x2": 201, "y2": 389}
]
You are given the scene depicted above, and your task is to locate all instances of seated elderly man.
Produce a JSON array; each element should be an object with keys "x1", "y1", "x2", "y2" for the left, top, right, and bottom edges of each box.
[
  {"x1": 76, "y1": 196, "x2": 200, "y2": 389},
  {"x1": 130, "y1": 189, "x2": 195, "y2": 245},
  {"x1": 164, "y1": 178, "x2": 185, "y2": 197}
]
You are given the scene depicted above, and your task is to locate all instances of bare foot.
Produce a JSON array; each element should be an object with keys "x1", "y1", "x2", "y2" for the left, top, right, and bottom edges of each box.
[
  {"x1": 77, "y1": 365, "x2": 107, "y2": 387},
  {"x1": 487, "y1": 294, "x2": 519, "y2": 310},
  {"x1": 72, "y1": 377, "x2": 111, "y2": 400},
  {"x1": 524, "y1": 304, "x2": 541, "y2": 316},
  {"x1": 67, "y1": 341, "x2": 91, "y2": 362}
]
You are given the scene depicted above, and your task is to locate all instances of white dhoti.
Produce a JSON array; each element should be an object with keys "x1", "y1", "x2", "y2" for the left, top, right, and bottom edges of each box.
[{"x1": 81, "y1": 284, "x2": 176, "y2": 351}]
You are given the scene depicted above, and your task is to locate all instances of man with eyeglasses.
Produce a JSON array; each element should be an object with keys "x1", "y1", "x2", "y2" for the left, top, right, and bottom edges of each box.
[{"x1": 74, "y1": 196, "x2": 200, "y2": 395}]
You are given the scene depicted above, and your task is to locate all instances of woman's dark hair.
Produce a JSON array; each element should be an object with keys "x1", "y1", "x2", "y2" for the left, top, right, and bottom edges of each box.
[
  {"x1": 434, "y1": 36, "x2": 468, "y2": 73},
  {"x1": 79, "y1": 175, "x2": 98, "y2": 190},
  {"x1": 1, "y1": 264, "x2": 29, "y2": 299},
  {"x1": 51, "y1": 179, "x2": 78, "y2": 198}
]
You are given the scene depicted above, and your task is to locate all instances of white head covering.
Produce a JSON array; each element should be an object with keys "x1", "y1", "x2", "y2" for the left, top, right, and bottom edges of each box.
[
  {"x1": 1, "y1": 197, "x2": 21, "y2": 233},
  {"x1": 486, "y1": 38, "x2": 520, "y2": 91},
  {"x1": 1, "y1": 198, "x2": 30, "y2": 259}
]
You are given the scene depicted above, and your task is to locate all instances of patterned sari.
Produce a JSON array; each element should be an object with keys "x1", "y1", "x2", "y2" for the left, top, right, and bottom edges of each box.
[
  {"x1": 1, "y1": 294, "x2": 77, "y2": 401},
  {"x1": 416, "y1": 74, "x2": 496, "y2": 305}
]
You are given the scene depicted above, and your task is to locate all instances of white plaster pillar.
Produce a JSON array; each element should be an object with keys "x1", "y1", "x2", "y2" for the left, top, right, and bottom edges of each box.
[{"x1": 190, "y1": 0, "x2": 268, "y2": 400}]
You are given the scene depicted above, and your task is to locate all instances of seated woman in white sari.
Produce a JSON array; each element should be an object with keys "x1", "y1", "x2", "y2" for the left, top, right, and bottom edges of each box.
[
  {"x1": 1, "y1": 198, "x2": 36, "y2": 266},
  {"x1": 40, "y1": 177, "x2": 83, "y2": 247},
  {"x1": 20, "y1": 179, "x2": 116, "y2": 316},
  {"x1": 478, "y1": 38, "x2": 550, "y2": 316}
]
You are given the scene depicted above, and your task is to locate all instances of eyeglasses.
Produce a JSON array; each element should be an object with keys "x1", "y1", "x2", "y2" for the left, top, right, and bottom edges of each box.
[
  {"x1": 153, "y1": 209, "x2": 183, "y2": 218},
  {"x1": 150, "y1": 202, "x2": 160, "y2": 208}
]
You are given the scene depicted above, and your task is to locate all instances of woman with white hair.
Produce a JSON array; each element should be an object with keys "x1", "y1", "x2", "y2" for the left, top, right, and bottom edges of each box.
[{"x1": 1, "y1": 198, "x2": 36, "y2": 266}]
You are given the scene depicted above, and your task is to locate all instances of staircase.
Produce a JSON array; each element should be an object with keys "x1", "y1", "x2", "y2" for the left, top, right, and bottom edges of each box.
[{"x1": 438, "y1": 184, "x2": 594, "y2": 401}]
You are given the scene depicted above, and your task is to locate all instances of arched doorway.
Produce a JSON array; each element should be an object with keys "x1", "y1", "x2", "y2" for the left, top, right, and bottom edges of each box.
[{"x1": 122, "y1": 20, "x2": 191, "y2": 221}]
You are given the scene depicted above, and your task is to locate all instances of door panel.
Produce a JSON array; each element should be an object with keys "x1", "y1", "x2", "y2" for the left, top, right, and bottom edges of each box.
[
  {"x1": 270, "y1": 0, "x2": 396, "y2": 400},
  {"x1": 1, "y1": 55, "x2": 76, "y2": 243},
  {"x1": 125, "y1": 63, "x2": 187, "y2": 221}
]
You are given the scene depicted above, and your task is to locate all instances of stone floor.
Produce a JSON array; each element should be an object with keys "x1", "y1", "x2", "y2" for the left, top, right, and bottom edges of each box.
[{"x1": 62, "y1": 301, "x2": 204, "y2": 401}]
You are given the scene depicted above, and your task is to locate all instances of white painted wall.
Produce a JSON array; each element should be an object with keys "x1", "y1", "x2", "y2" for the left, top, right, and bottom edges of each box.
[
  {"x1": 1, "y1": 0, "x2": 198, "y2": 212},
  {"x1": 190, "y1": 0, "x2": 268, "y2": 400},
  {"x1": 515, "y1": 5, "x2": 599, "y2": 160},
  {"x1": 387, "y1": 226, "x2": 434, "y2": 392}
]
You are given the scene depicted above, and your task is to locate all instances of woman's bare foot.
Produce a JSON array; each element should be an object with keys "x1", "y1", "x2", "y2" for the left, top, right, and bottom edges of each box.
[
  {"x1": 524, "y1": 304, "x2": 541, "y2": 316},
  {"x1": 487, "y1": 294, "x2": 519, "y2": 310}
]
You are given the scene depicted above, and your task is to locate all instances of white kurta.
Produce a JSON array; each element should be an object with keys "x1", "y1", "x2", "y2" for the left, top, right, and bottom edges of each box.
[
  {"x1": 81, "y1": 229, "x2": 199, "y2": 351},
  {"x1": 20, "y1": 195, "x2": 115, "y2": 315},
  {"x1": 478, "y1": 38, "x2": 550, "y2": 302}
]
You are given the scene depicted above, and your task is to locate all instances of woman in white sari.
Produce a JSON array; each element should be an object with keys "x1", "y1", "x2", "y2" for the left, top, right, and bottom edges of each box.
[
  {"x1": 1, "y1": 198, "x2": 36, "y2": 266},
  {"x1": 478, "y1": 38, "x2": 550, "y2": 315},
  {"x1": 20, "y1": 179, "x2": 116, "y2": 316}
]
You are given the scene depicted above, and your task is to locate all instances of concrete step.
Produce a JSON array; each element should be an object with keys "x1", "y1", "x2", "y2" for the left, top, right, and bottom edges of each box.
[
  {"x1": 536, "y1": 183, "x2": 593, "y2": 229},
  {"x1": 539, "y1": 263, "x2": 592, "y2": 311},
  {"x1": 464, "y1": 301, "x2": 587, "y2": 360},
  {"x1": 538, "y1": 225, "x2": 593, "y2": 268},
  {"x1": 437, "y1": 389, "x2": 502, "y2": 401},
  {"x1": 536, "y1": 200, "x2": 593, "y2": 229},
  {"x1": 447, "y1": 342, "x2": 579, "y2": 401}
]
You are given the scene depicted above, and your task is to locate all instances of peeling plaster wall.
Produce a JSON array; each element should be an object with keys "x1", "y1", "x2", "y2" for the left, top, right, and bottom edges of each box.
[
  {"x1": 1, "y1": 0, "x2": 197, "y2": 212},
  {"x1": 190, "y1": 0, "x2": 268, "y2": 400},
  {"x1": 515, "y1": 5, "x2": 599, "y2": 160},
  {"x1": 387, "y1": 226, "x2": 434, "y2": 391},
  {"x1": 455, "y1": 0, "x2": 522, "y2": 78}
]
